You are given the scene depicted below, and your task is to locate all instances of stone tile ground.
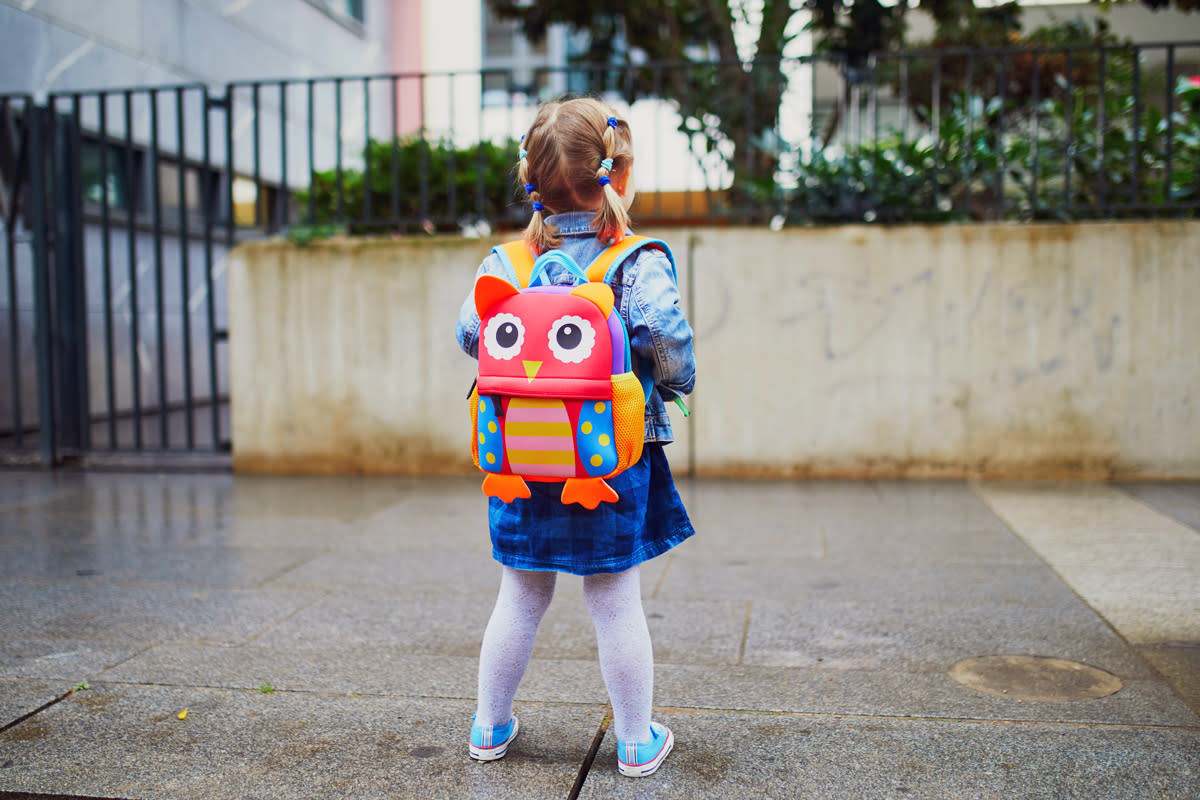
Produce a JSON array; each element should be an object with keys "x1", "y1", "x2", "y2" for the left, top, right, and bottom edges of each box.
[{"x1": 0, "y1": 472, "x2": 1197, "y2": 799}]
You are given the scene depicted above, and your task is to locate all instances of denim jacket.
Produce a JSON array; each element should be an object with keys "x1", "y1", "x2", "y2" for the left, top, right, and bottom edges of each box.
[{"x1": 455, "y1": 212, "x2": 695, "y2": 443}]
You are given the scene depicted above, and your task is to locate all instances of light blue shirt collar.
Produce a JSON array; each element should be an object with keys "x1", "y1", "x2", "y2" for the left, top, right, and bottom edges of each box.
[{"x1": 545, "y1": 212, "x2": 598, "y2": 237}]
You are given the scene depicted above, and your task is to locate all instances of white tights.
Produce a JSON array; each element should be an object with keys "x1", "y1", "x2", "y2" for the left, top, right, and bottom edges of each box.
[{"x1": 475, "y1": 565, "x2": 654, "y2": 744}]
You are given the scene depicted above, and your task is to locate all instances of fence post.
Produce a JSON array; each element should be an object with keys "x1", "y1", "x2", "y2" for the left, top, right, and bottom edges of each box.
[
  {"x1": 26, "y1": 104, "x2": 56, "y2": 466},
  {"x1": 52, "y1": 101, "x2": 90, "y2": 456}
]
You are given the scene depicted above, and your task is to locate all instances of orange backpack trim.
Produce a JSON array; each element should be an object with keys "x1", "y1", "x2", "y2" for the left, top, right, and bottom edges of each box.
[{"x1": 491, "y1": 235, "x2": 674, "y2": 289}]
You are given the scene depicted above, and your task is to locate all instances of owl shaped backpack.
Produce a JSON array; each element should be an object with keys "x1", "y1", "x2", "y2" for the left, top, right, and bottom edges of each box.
[{"x1": 469, "y1": 236, "x2": 675, "y2": 509}]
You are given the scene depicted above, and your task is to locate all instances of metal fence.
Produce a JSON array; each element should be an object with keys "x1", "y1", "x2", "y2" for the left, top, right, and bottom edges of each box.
[
  {"x1": 1, "y1": 89, "x2": 232, "y2": 466},
  {"x1": 2, "y1": 40, "x2": 1198, "y2": 465}
]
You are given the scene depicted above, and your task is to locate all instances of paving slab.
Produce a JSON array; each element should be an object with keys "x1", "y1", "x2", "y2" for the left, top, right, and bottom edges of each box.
[
  {"x1": 250, "y1": 584, "x2": 747, "y2": 667},
  {"x1": 973, "y1": 483, "x2": 1200, "y2": 644},
  {"x1": 657, "y1": 556, "x2": 1080, "y2": 606},
  {"x1": 0, "y1": 639, "x2": 145, "y2": 682},
  {"x1": 651, "y1": 662, "x2": 1200, "y2": 727},
  {"x1": 0, "y1": 683, "x2": 604, "y2": 800},
  {"x1": 250, "y1": 588, "x2": 499, "y2": 657},
  {"x1": 0, "y1": 582, "x2": 323, "y2": 647},
  {"x1": 0, "y1": 542, "x2": 322, "y2": 588},
  {"x1": 578, "y1": 710, "x2": 1200, "y2": 800},
  {"x1": 742, "y1": 597, "x2": 1154, "y2": 677},
  {"x1": 1119, "y1": 482, "x2": 1200, "y2": 531},
  {"x1": 0, "y1": 472, "x2": 231, "y2": 526},
  {"x1": 100, "y1": 644, "x2": 611, "y2": 704},
  {"x1": 0, "y1": 472, "x2": 79, "y2": 510},
  {"x1": 264, "y1": 547, "x2": 502, "y2": 593},
  {"x1": 1137, "y1": 645, "x2": 1200, "y2": 716},
  {"x1": 2, "y1": 472, "x2": 1197, "y2": 800},
  {"x1": 0, "y1": 679, "x2": 71, "y2": 728}
]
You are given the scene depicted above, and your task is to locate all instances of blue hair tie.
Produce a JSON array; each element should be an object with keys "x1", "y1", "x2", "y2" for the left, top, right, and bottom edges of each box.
[
  {"x1": 532, "y1": 201, "x2": 544, "y2": 212},
  {"x1": 600, "y1": 158, "x2": 614, "y2": 172},
  {"x1": 598, "y1": 176, "x2": 611, "y2": 187},
  {"x1": 518, "y1": 148, "x2": 528, "y2": 160},
  {"x1": 524, "y1": 183, "x2": 535, "y2": 195},
  {"x1": 606, "y1": 117, "x2": 618, "y2": 129}
]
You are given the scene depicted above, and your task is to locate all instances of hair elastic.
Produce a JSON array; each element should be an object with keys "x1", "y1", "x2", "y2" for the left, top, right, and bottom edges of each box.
[
  {"x1": 598, "y1": 176, "x2": 611, "y2": 187},
  {"x1": 518, "y1": 148, "x2": 528, "y2": 160},
  {"x1": 531, "y1": 201, "x2": 544, "y2": 212},
  {"x1": 524, "y1": 182, "x2": 535, "y2": 195},
  {"x1": 600, "y1": 158, "x2": 614, "y2": 172},
  {"x1": 606, "y1": 117, "x2": 618, "y2": 129}
]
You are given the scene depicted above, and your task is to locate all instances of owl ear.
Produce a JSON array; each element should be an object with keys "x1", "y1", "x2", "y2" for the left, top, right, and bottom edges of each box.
[
  {"x1": 475, "y1": 274, "x2": 520, "y2": 316},
  {"x1": 570, "y1": 282, "x2": 614, "y2": 318}
]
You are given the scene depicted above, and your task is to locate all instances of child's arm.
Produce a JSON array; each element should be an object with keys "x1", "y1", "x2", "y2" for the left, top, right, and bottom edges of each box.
[
  {"x1": 625, "y1": 249, "x2": 696, "y2": 401},
  {"x1": 455, "y1": 255, "x2": 506, "y2": 359}
]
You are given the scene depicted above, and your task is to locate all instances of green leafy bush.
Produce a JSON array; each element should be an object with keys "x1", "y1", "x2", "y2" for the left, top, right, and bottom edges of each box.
[
  {"x1": 785, "y1": 74, "x2": 1200, "y2": 222},
  {"x1": 295, "y1": 137, "x2": 524, "y2": 234}
]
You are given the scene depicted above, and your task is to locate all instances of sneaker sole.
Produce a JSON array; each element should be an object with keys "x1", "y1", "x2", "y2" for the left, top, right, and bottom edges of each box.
[
  {"x1": 469, "y1": 715, "x2": 520, "y2": 761},
  {"x1": 618, "y1": 727, "x2": 673, "y2": 778}
]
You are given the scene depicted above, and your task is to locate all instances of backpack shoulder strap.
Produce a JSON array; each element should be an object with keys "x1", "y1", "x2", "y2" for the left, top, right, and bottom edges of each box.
[
  {"x1": 585, "y1": 235, "x2": 676, "y2": 284},
  {"x1": 491, "y1": 240, "x2": 537, "y2": 288}
]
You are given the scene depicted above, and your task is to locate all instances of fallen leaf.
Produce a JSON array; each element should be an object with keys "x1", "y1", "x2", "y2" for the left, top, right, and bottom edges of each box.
[{"x1": 177, "y1": 708, "x2": 188, "y2": 720}]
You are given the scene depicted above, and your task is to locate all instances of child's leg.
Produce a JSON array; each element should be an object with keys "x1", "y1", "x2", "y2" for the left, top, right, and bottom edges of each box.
[
  {"x1": 475, "y1": 566, "x2": 557, "y2": 727},
  {"x1": 583, "y1": 566, "x2": 654, "y2": 744}
]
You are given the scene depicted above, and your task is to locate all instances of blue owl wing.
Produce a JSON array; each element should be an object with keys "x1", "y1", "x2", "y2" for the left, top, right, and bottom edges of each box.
[
  {"x1": 577, "y1": 400, "x2": 619, "y2": 477},
  {"x1": 477, "y1": 395, "x2": 505, "y2": 473}
]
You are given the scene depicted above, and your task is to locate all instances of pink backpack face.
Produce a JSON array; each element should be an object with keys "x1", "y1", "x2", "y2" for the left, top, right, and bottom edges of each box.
[{"x1": 476, "y1": 283, "x2": 625, "y2": 401}]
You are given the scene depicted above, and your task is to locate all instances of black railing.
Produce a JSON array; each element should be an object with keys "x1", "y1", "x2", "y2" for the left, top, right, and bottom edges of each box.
[
  {"x1": 1, "y1": 41, "x2": 1197, "y2": 463},
  {"x1": 1, "y1": 88, "x2": 232, "y2": 464}
]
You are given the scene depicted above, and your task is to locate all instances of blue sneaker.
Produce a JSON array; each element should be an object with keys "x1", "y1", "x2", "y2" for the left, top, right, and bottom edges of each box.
[
  {"x1": 469, "y1": 714, "x2": 519, "y2": 761},
  {"x1": 617, "y1": 722, "x2": 673, "y2": 777}
]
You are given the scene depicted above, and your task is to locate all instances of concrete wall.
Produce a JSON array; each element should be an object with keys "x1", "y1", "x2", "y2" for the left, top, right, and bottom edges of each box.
[{"x1": 229, "y1": 221, "x2": 1200, "y2": 478}]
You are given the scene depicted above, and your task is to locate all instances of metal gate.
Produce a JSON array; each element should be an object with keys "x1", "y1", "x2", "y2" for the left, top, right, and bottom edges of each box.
[{"x1": 1, "y1": 88, "x2": 231, "y2": 467}]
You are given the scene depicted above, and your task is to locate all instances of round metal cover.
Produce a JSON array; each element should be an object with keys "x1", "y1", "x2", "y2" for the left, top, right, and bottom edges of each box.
[{"x1": 949, "y1": 655, "x2": 1123, "y2": 702}]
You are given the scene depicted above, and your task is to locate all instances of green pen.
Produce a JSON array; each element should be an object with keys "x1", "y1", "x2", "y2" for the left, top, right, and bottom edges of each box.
[{"x1": 673, "y1": 397, "x2": 690, "y2": 418}]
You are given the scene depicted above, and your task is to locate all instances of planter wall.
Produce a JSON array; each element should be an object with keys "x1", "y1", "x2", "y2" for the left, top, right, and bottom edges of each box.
[{"x1": 229, "y1": 221, "x2": 1200, "y2": 478}]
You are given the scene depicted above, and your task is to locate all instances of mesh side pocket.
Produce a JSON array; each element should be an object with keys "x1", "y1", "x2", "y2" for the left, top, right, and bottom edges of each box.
[{"x1": 610, "y1": 372, "x2": 646, "y2": 473}]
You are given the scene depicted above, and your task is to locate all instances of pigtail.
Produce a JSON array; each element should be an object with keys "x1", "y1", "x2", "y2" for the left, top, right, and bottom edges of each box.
[
  {"x1": 592, "y1": 117, "x2": 632, "y2": 244},
  {"x1": 518, "y1": 141, "x2": 561, "y2": 255}
]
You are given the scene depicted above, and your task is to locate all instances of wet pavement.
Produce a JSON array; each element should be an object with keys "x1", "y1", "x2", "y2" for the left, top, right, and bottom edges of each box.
[{"x1": 0, "y1": 470, "x2": 1197, "y2": 799}]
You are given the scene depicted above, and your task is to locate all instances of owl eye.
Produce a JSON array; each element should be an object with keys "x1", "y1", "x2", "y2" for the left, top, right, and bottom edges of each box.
[
  {"x1": 483, "y1": 313, "x2": 525, "y2": 360},
  {"x1": 547, "y1": 315, "x2": 596, "y2": 364}
]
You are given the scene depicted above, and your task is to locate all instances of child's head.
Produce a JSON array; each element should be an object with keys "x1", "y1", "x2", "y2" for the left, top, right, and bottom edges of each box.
[{"x1": 518, "y1": 97, "x2": 634, "y2": 253}]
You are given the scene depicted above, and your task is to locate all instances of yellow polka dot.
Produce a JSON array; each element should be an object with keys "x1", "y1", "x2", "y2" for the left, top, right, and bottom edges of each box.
[
  {"x1": 479, "y1": 433, "x2": 486, "y2": 445},
  {"x1": 581, "y1": 421, "x2": 593, "y2": 434},
  {"x1": 590, "y1": 454, "x2": 603, "y2": 467},
  {"x1": 598, "y1": 434, "x2": 610, "y2": 446},
  {"x1": 594, "y1": 402, "x2": 606, "y2": 413},
  {"x1": 485, "y1": 452, "x2": 496, "y2": 464},
  {"x1": 488, "y1": 421, "x2": 498, "y2": 433},
  {"x1": 480, "y1": 399, "x2": 487, "y2": 413}
]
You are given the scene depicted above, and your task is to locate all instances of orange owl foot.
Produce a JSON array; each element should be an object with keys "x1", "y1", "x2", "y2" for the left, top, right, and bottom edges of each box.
[
  {"x1": 482, "y1": 473, "x2": 532, "y2": 503},
  {"x1": 560, "y1": 478, "x2": 619, "y2": 509}
]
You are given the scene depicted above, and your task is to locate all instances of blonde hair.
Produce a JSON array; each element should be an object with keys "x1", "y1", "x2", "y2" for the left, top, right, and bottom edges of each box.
[{"x1": 518, "y1": 97, "x2": 634, "y2": 254}]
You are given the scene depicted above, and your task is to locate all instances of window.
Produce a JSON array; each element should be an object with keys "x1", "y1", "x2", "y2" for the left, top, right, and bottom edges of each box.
[
  {"x1": 341, "y1": 0, "x2": 364, "y2": 23},
  {"x1": 81, "y1": 140, "x2": 136, "y2": 212},
  {"x1": 309, "y1": 0, "x2": 364, "y2": 26}
]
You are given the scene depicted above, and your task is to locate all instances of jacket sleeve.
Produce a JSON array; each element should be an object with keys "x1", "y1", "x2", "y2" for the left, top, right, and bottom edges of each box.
[
  {"x1": 625, "y1": 248, "x2": 696, "y2": 401},
  {"x1": 455, "y1": 254, "x2": 506, "y2": 359}
]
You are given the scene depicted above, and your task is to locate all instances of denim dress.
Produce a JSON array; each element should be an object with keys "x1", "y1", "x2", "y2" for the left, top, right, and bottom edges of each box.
[{"x1": 455, "y1": 213, "x2": 696, "y2": 575}]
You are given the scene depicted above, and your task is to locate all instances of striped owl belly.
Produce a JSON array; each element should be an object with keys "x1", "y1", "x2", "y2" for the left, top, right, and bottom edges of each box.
[{"x1": 505, "y1": 398, "x2": 576, "y2": 478}]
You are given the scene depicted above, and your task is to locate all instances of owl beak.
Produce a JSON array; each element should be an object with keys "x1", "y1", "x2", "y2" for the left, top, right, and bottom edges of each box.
[{"x1": 523, "y1": 361, "x2": 542, "y2": 382}]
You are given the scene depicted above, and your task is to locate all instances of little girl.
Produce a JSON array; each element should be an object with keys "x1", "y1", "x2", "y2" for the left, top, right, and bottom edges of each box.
[{"x1": 454, "y1": 97, "x2": 696, "y2": 778}]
